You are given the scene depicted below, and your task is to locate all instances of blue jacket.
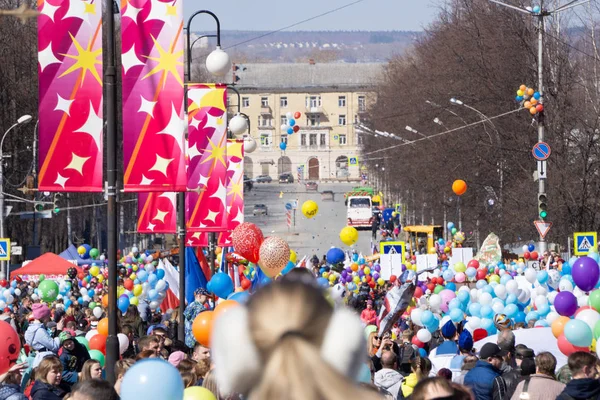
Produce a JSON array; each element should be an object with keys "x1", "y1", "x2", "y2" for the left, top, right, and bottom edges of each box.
[
  {"x1": 557, "y1": 378, "x2": 600, "y2": 400},
  {"x1": 464, "y1": 360, "x2": 502, "y2": 400},
  {"x1": 30, "y1": 381, "x2": 66, "y2": 400},
  {"x1": 0, "y1": 384, "x2": 27, "y2": 400}
]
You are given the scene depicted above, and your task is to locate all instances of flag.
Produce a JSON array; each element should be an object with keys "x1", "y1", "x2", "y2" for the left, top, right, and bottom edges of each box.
[
  {"x1": 186, "y1": 84, "x2": 228, "y2": 232},
  {"x1": 38, "y1": 0, "x2": 103, "y2": 192},
  {"x1": 378, "y1": 283, "x2": 416, "y2": 336},
  {"x1": 137, "y1": 192, "x2": 177, "y2": 233},
  {"x1": 185, "y1": 231, "x2": 208, "y2": 247},
  {"x1": 218, "y1": 140, "x2": 244, "y2": 246},
  {"x1": 158, "y1": 259, "x2": 179, "y2": 311},
  {"x1": 184, "y1": 247, "x2": 208, "y2": 305},
  {"x1": 121, "y1": 0, "x2": 186, "y2": 191}
]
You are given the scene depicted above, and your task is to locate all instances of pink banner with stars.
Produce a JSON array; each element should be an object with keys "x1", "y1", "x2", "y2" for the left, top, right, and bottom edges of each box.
[
  {"x1": 186, "y1": 84, "x2": 229, "y2": 232},
  {"x1": 137, "y1": 192, "x2": 176, "y2": 233},
  {"x1": 38, "y1": 0, "x2": 103, "y2": 192},
  {"x1": 121, "y1": 0, "x2": 186, "y2": 192},
  {"x1": 218, "y1": 140, "x2": 245, "y2": 246}
]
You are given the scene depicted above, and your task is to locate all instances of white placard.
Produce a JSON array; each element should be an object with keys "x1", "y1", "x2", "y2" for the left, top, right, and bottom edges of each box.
[{"x1": 380, "y1": 254, "x2": 404, "y2": 280}]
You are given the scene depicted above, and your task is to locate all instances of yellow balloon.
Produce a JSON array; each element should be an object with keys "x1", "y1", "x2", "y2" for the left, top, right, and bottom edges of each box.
[
  {"x1": 329, "y1": 274, "x2": 337, "y2": 282},
  {"x1": 340, "y1": 226, "x2": 359, "y2": 246},
  {"x1": 89, "y1": 266, "x2": 100, "y2": 277},
  {"x1": 353, "y1": 276, "x2": 360, "y2": 284},
  {"x1": 183, "y1": 386, "x2": 217, "y2": 400},
  {"x1": 97, "y1": 275, "x2": 104, "y2": 283},
  {"x1": 130, "y1": 297, "x2": 139, "y2": 306},
  {"x1": 133, "y1": 284, "x2": 143, "y2": 297},
  {"x1": 428, "y1": 247, "x2": 436, "y2": 254},
  {"x1": 377, "y1": 278, "x2": 385, "y2": 286},
  {"x1": 289, "y1": 250, "x2": 297, "y2": 264},
  {"x1": 302, "y1": 200, "x2": 319, "y2": 219},
  {"x1": 322, "y1": 272, "x2": 330, "y2": 279},
  {"x1": 372, "y1": 195, "x2": 381, "y2": 203},
  {"x1": 364, "y1": 267, "x2": 371, "y2": 275},
  {"x1": 132, "y1": 265, "x2": 138, "y2": 272},
  {"x1": 517, "y1": 89, "x2": 524, "y2": 96}
]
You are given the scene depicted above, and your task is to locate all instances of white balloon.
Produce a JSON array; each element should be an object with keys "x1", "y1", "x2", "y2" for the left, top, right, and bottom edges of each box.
[
  {"x1": 4, "y1": 294, "x2": 13, "y2": 304},
  {"x1": 534, "y1": 295, "x2": 548, "y2": 308},
  {"x1": 559, "y1": 279, "x2": 574, "y2": 292},
  {"x1": 3, "y1": 289, "x2": 10, "y2": 298},
  {"x1": 547, "y1": 291, "x2": 558, "y2": 305},
  {"x1": 577, "y1": 309, "x2": 600, "y2": 331},
  {"x1": 149, "y1": 301, "x2": 160, "y2": 310},
  {"x1": 494, "y1": 285, "x2": 507, "y2": 300},
  {"x1": 479, "y1": 292, "x2": 493, "y2": 306},
  {"x1": 93, "y1": 306, "x2": 103, "y2": 319},
  {"x1": 80, "y1": 288, "x2": 88, "y2": 295},
  {"x1": 0, "y1": 301, "x2": 5, "y2": 309},
  {"x1": 546, "y1": 311, "x2": 560, "y2": 324},
  {"x1": 429, "y1": 294, "x2": 442, "y2": 311},
  {"x1": 517, "y1": 288, "x2": 531, "y2": 304},
  {"x1": 517, "y1": 267, "x2": 524, "y2": 275},
  {"x1": 411, "y1": 308, "x2": 423, "y2": 326},
  {"x1": 535, "y1": 286, "x2": 548, "y2": 296},
  {"x1": 470, "y1": 289, "x2": 479, "y2": 302},
  {"x1": 579, "y1": 295, "x2": 590, "y2": 307},
  {"x1": 31, "y1": 294, "x2": 38, "y2": 301},
  {"x1": 155, "y1": 279, "x2": 167, "y2": 292},
  {"x1": 117, "y1": 333, "x2": 130, "y2": 355},
  {"x1": 85, "y1": 329, "x2": 98, "y2": 342},
  {"x1": 14, "y1": 288, "x2": 21, "y2": 297},
  {"x1": 573, "y1": 287, "x2": 585, "y2": 298},
  {"x1": 505, "y1": 280, "x2": 519, "y2": 295},
  {"x1": 522, "y1": 245, "x2": 529, "y2": 253},
  {"x1": 416, "y1": 328, "x2": 432, "y2": 343},
  {"x1": 525, "y1": 268, "x2": 537, "y2": 284},
  {"x1": 285, "y1": 111, "x2": 294, "y2": 120},
  {"x1": 465, "y1": 316, "x2": 481, "y2": 332},
  {"x1": 492, "y1": 302, "x2": 505, "y2": 315}
]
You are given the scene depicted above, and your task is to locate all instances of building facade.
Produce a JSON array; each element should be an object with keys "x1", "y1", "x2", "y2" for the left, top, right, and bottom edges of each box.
[{"x1": 232, "y1": 62, "x2": 383, "y2": 181}]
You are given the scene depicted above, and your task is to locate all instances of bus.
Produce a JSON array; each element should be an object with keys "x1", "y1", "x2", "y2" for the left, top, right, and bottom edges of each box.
[{"x1": 347, "y1": 195, "x2": 373, "y2": 230}]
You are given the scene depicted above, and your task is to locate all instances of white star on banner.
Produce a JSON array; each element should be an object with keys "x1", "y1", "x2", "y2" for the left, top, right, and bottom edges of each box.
[
  {"x1": 144, "y1": 0, "x2": 175, "y2": 26},
  {"x1": 198, "y1": 173, "x2": 209, "y2": 188},
  {"x1": 147, "y1": 222, "x2": 156, "y2": 231},
  {"x1": 204, "y1": 210, "x2": 219, "y2": 223},
  {"x1": 73, "y1": 101, "x2": 102, "y2": 150},
  {"x1": 158, "y1": 192, "x2": 176, "y2": 208},
  {"x1": 122, "y1": 44, "x2": 145, "y2": 74},
  {"x1": 54, "y1": 94, "x2": 74, "y2": 116},
  {"x1": 122, "y1": 0, "x2": 143, "y2": 22},
  {"x1": 64, "y1": 153, "x2": 90, "y2": 175},
  {"x1": 189, "y1": 115, "x2": 201, "y2": 130},
  {"x1": 148, "y1": 154, "x2": 174, "y2": 177},
  {"x1": 139, "y1": 174, "x2": 154, "y2": 186},
  {"x1": 54, "y1": 173, "x2": 69, "y2": 188},
  {"x1": 152, "y1": 209, "x2": 169, "y2": 223},
  {"x1": 187, "y1": 142, "x2": 201, "y2": 160},
  {"x1": 39, "y1": 43, "x2": 61, "y2": 72},
  {"x1": 232, "y1": 208, "x2": 244, "y2": 224},
  {"x1": 157, "y1": 103, "x2": 185, "y2": 153},
  {"x1": 210, "y1": 180, "x2": 227, "y2": 206},
  {"x1": 63, "y1": 0, "x2": 89, "y2": 24},
  {"x1": 137, "y1": 94, "x2": 156, "y2": 117},
  {"x1": 41, "y1": 0, "x2": 60, "y2": 22},
  {"x1": 186, "y1": 239, "x2": 193, "y2": 246}
]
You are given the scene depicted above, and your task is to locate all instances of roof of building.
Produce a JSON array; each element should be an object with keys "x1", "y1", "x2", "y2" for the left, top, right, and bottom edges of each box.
[{"x1": 233, "y1": 62, "x2": 384, "y2": 92}]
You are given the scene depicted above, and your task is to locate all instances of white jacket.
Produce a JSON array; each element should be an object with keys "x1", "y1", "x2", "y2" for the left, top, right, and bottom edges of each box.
[{"x1": 374, "y1": 368, "x2": 403, "y2": 399}]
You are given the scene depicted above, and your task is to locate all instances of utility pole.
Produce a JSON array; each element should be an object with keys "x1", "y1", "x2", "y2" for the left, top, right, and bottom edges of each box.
[
  {"x1": 66, "y1": 193, "x2": 72, "y2": 246},
  {"x1": 487, "y1": 0, "x2": 589, "y2": 253}
]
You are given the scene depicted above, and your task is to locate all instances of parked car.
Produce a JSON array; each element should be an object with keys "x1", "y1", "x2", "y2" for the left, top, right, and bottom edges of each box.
[
  {"x1": 279, "y1": 173, "x2": 294, "y2": 183},
  {"x1": 244, "y1": 175, "x2": 253, "y2": 192},
  {"x1": 253, "y1": 204, "x2": 268, "y2": 216},
  {"x1": 321, "y1": 190, "x2": 335, "y2": 201},
  {"x1": 305, "y1": 181, "x2": 318, "y2": 191},
  {"x1": 255, "y1": 175, "x2": 272, "y2": 183}
]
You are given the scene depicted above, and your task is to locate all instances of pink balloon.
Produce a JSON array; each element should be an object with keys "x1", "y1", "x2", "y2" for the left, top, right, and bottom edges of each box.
[
  {"x1": 232, "y1": 223, "x2": 264, "y2": 263},
  {"x1": 455, "y1": 272, "x2": 466, "y2": 283},
  {"x1": 439, "y1": 289, "x2": 456, "y2": 313},
  {"x1": 258, "y1": 237, "x2": 290, "y2": 278}
]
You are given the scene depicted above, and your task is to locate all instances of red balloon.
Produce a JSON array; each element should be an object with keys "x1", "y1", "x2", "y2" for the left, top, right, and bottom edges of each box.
[
  {"x1": 89, "y1": 334, "x2": 107, "y2": 354},
  {"x1": 441, "y1": 254, "x2": 448, "y2": 261},
  {"x1": 0, "y1": 280, "x2": 6, "y2": 288},
  {"x1": 293, "y1": 125, "x2": 300, "y2": 133},
  {"x1": 476, "y1": 269, "x2": 487, "y2": 280},
  {"x1": 241, "y1": 279, "x2": 251, "y2": 290},
  {"x1": 530, "y1": 251, "x2": 539, "y2": 260},
  {"x1": 427, "y1": 283, "x2": 435, "y2": 292},
  {"x1": 78, "y1": 272, "x2": 85, "y2": 280},
  {"x1": 412, "y1": 336, "x2": 425, "y2": 348},
  {"x1": 123, "y1": 279, "x2": 134, "y2": 291},
  {"x1": 523, "y1": 252, "x2": 530, "y2": 260},
  {"x1": 557, "y1": 334, "x2": 588, "y2": 356},
  {"x1": 0, "y1": 320, "x2": 20, "y2": 375},
  {"x1": 414, "y1": 287, "x2": 423, "y2": 298},
  {"x1": 368, "y1": 281, "x2": 376, "y2": 288},
  {"x1": 231, "y1": 223, "x2": 264, "y2": 264},
  {"x1": 467, "y1": 260, "x2": 480, "y2": 269},
  {"x1": 389, "y1": 275, "x2": 397, "y2": 283},
  {"x1": 294, "y1": 111, "x2": 301, "y2": 119}
]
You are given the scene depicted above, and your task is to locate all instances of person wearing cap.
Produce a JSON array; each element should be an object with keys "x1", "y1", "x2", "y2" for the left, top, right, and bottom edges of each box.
[
  {"x1": 183, "y1": 288, "x2": 209, "y2": 348},
  {"x1": 24, "y1": 304, "x2": 62, "y2": 354},
  {"x1": 464, "y1": 343, "x2": 508, "y2": 400},
  {"x1": 429, "y1": 320, "x2": 459, "y2": 377},
  {"x1": 57, "y1": 330, "x2": 90, "y2": 387},
  {"x1": 360, "y1": 300, "x2": 377, "y2": 326}
]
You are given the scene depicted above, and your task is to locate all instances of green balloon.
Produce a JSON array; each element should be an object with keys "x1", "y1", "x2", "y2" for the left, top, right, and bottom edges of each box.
[
  {"x1": 434, "y1": 285, "x2": 445, "y2": 294},
  {"x1": 89, "y1": 248, "x2": 99, "y2": 259},
  {"x1": 75, "y1": 336, "x2": 89, "y2": 350},
  {"x1": 451, "y1": 228, "x2": 457, "y2": 235},
  {"x1": 38, "y1": 280, "x2": 59, "y2": 303},
  {"x1": 88, "y1": 302, "x2": 97, "y2": 309},
  {"x1": 38, "y1": 274, "x2": 45, "y2": 282},
  {"x1": 590, "y1": 290, "x2": 600, "y2": 312},
  {"x1": 88, "y1": 349, "x2": 105, "y2": 368}
]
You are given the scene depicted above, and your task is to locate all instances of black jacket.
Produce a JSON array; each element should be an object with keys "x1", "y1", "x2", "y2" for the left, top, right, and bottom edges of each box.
[
  {"x1": 557, "y1": 378, "x2": 600, "y2": 400},
  {"x1": 502, "y1": 366, "x2": 522, "y2": 399},
  {"x1": 30, "y1": 381, "x2": 66, "y2": 400}
]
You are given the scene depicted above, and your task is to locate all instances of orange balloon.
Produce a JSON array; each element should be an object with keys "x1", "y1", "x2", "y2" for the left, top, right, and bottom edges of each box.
[
  {"x1": 552, "y1": 316, "x2": 571, "y2": 338},
  {"x1": 519, "y1": 84, "x2": 527, "y2": 92},
  {"x1": 523, "y1": 101, "x2": 532, "y2": 109},
  {"x1": 452, "y1": 180, "x2": 467, "y2": 196},
  {"x1": 213, "y1": 300, "x2": 240, "y2": 322},
  {"x1": 89, "y1": 334, "x2": 107, "y2": 354},
  {"x1": 530, "y1": 107, "x2": 537, "y2": 115},
  {"x1": 192, "y1": 311, "x2": 214, "y2": 347},
  {"x1": 97, "y1": 318, "x2": 108, "y2": 336},
  {"x1": 527, "y1": 88, "x2": 535, "y2": 96},
  {"x1": 102, "y1": 295, "x2": 108, "y2": 308}
]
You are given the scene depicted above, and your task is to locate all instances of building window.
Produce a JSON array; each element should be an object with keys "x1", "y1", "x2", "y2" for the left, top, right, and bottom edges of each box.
[
  {"x1": 320, "y1": 133, "x2": 326, "y2": 146},
  {"x1": 281, "y1": 136, "x2": 288, "y2": 145},
  {"x1": 242, "y1": 97, "x2": 250, "y2": 107},
  {"x1": 280, "y1": 116, "x2": 288, "y2": 126},
  {"x1": 354, "y1": 114, "x2": 360, "y2": 124},
  {"x1": 338, "y1": 96, "x2": 346, "y2": 107},
  {"x1": 357, "y1": 134, "x2": 363, "y2": 145},
  {"x1": 280, "y1": 97, "x2": 288, "y2": 107},
  {"x1": 339, "y1": 134, "x2": 347, "y2": 145},
  {"x1": 306, "y1": 96, "x2": 321, "y2": 108},
  {"x1": 358, "y1": 95, "x2": 366, "y2": 112},
  {"x1": 301, "y1": 134, "x2": 306, "y2": 146},
  {"x1": 339, "y1": 115, "x2": 346, "y2": 126},
  {"x1": 261, "y1": 97, "x2": 269, "y2": 107},
  {"x1": 260, "y1": 132, "x2": 272, "y2": 147},
  {"x1": 309, "y1": 134, "x2": 318, "y2": 146},
  {"x1": 307, "y1": 115, "x2": 320, "y2": 126},
  {"x1": 258, "y1": 116, "x2": 271, "y2": 127}
]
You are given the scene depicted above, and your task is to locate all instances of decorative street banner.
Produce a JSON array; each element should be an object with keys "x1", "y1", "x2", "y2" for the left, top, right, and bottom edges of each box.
[
  {"x1": 137, "y1": 192, "x2": 176, "y2": 233},
  {"x1": 38, "y1": 0, "x2": 103, "y2": 192},
  {"x1": 186, "y1": 231, "x2": 208, "y2": 247},
  {"x1": 186, "y1": 84, "x2": 228, "y2": 232},
  {"x1": 121, "y1": 0, "x2": 186, "y2": 192},
  {"x1": 218, "y1": 140, "x2": 245, "y2": 246}
]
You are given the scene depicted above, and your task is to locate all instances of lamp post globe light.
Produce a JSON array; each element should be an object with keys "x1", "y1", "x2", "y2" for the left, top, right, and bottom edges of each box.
[
  {"x1": 229, "y1": 113, "x2": 248, "y2": 136},
  {"x1": 243, "y1": 136, "x2": 257, "y2": 153},
  {"x1": 206, "y1": 46, "x2": 231, "y2": 77}
]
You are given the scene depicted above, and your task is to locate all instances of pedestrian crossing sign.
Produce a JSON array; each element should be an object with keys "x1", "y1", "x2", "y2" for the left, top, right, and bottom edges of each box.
[
  {"x1": 574, "y1": 232, "x2": 597, "y2": 255},
  {"x1": 380, "y1": 241, "x2": 405, "y2": 260},
  {"x1": 348, "y1": 157, "x2": 359, "y2": 166},
  {"x1": 0, "y1": 239, "x2": 10, "y2": 261}
]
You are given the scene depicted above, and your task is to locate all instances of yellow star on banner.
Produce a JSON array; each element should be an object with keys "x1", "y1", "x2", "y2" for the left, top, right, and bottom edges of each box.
[
  {"x1": 142, "y1": 35, "x2": 184, "y2": 87},
  {"x1": 59, "y1": 33, "x2": 102, "y2": 86},
  {"x1": 228, "y1": 141, "x2": 243, "y2": 160},
  {"x1": 166, "y1": 4, "x2": 177, "y2": 16},
  {"x1": 228, "y1": 180, "x2": 243, "y2": 203},
  {"x1": 201, "y1": 137, "x2": 226, "y2": 168},
  {"x1": 84, "y1": 2, "x2": 96, "y2": 14}
]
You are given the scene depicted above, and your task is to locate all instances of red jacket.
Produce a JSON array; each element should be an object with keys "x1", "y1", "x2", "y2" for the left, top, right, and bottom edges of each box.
[{"x1": 361, "y1": 308, "x2": 377, "y2": 325}]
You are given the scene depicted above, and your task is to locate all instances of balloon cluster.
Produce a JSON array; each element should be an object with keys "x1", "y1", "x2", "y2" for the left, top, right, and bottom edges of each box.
[
  {"x1": 279, "y1": 111, "x2": 302, "y2": 151},
  {"x1": 515, "y1": 84, "x2": 543, "y2": 115},
  {"x1": 521, "y1": 243, "x2": 539, "y2": 260},
  {"x1": 320, "y1": 250, "x2": 389, "y2": 291},
  {"x1": 77, "y1": 244, "x2": 103, "y2": 261}
]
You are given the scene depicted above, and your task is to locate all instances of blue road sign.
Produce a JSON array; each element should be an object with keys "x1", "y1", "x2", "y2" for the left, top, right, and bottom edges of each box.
[
  {"x1": 574, "y1": 232, "x2": 597, "y2": 255},
  {"x1": 349, "y1": 157, "x2": 359, "y2": 166},
  {"x1": 285, "y1": 202, "x2": 292, "y2": 210},
  {"x1": 380, "y1": 241, "x2": 405, "y2": 259},
  {"x1": 532, "y1": 142, "x2": 551, "y2": 161},
  {"x1": 0, "y1": 239, "x2": 10, "y2": 261}
]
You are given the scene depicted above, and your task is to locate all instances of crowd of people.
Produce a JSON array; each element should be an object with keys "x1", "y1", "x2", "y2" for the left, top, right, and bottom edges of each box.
[{"x1": 0, "y1": 261, "x2": 600, "y2": 400}]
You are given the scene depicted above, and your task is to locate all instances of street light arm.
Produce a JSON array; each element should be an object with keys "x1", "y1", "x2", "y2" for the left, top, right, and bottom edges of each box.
[
  {"x1": 1, "y1": 123, "x2": 19, "y2": 155},
  {"x1": 186, "y1": 10, "x2": 222, "y2": 82},
  {"x1": 487, "y1": 0, "x2": 531, "y2": 14},
  {"x1": 553, "y1": 0, "x2": 590, "y2": 13},
  {"x1": 227, "y1": 85, "x2": 241, "y2": 113}
]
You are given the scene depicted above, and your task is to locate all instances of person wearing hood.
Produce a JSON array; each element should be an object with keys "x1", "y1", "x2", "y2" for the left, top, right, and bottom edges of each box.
[
  {"x1": 361, "y1": 300, "x2": 377, "y2": 326},
  {"x1": 557, "y1": 352, "x2": 600, "y2": 400},
  {"x1": 57, "y1": 330, "x2": 90, "y2": 387},
  {"x1": 374, "y1": 351, "x2": 403, "y2": 399},
  {"x1": 429, "y1": 320, "x2": 459, "y2": 376},
  {"x1": 24, "y1": 304, "x2": 61, "y2": 354}
]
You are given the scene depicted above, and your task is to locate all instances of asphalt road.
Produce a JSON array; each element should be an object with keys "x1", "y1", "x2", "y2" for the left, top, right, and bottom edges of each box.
[{"x1": 244, "y1": 182, "x2": 374, "y2": 260}]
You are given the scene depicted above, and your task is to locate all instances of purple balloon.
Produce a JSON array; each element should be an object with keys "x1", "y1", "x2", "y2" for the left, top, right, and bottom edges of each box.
[
  {"x1": 572, "y1": 256, "x2": 600, "y2": 292},
  {"x1": 358, "y1": 269, "x2": 365, "y2": 277},
  {"x1": 554, "y1": 291, "x2": 578, "y2": 316}
]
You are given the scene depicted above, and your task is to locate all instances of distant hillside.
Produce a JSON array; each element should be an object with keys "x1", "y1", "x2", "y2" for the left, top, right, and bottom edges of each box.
[{"x1": 191, "y1": 30, "x2": 421, "y2": 63}]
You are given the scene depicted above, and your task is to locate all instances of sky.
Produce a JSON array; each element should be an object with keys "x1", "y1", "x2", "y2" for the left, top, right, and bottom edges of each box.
[{"x1": 183, "y1": 0, "x2": 441, "y2": 33}]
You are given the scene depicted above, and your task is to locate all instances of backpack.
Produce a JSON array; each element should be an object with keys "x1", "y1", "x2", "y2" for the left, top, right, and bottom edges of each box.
[{"x1": 398, "y1": 342, "x2": 416, "y2": 367}]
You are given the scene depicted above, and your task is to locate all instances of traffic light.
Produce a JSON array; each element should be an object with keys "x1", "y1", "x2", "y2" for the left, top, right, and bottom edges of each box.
[
  {"x1": 53, "y1": 194, "x2": 61, "y2": 214},
  {"x1": 35, "y1": 203, "x2": 44, "y2": 212},
  {"x1": 538, "y1": 193, "x2": 548, "y2": 219}
]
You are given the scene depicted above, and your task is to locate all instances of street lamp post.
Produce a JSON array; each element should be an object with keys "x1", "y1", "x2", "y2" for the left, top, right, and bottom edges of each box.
[{"x1": 0, "y1": 115, "x2": 32, "y2": 278}]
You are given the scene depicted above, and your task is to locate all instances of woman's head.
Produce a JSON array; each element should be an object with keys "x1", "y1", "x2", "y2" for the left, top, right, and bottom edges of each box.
[
  {"x1": 367, "y1": 331, "x2": 381, "y2": 355},
  {"x1": 81, "y1": 359, "x2": 102, "y2": 381},
  {"x1": 412, "y1": 357, "x2": 432, "y2": 377},
  {"x1": 37, "y1": 356, "x2": 62, "y2": 385},
  {"x1": 411, "y1": 377, "x2": 454, "y2": 400}
]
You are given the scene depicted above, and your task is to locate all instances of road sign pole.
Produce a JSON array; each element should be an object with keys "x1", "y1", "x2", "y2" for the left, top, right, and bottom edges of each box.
[{"x1": 537, "y1": 12, "x2": 548, "y2": 255}]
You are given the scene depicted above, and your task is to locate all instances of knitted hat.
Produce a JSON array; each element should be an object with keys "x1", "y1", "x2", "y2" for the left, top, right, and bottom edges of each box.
[
  {"x1": 168, "y1": 351, "x2": 186, "y2": 367},
  {"x1": 441, "y1": 320, "x2": 457, "y2": 339},
  {"x1": 32, "y1": 303, "x2": 50, "y2": 320},
  {"x1": 472, "y1": 328, "x2": 488, "y2": 342},
  {"x1": 458, "y1": 330, "x2": 473, "y2": 352}
]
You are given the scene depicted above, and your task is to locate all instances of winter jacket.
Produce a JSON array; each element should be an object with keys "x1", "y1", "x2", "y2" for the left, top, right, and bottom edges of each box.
[
  {"x1": 24, "y1": 323, "x2": 59, "y2": 353},
  {"x1": 502, "y1": 366, "x2": 522, "y2": 399},
  {"x1": 360, "y1": 308, "x2": 377, "y2": 325},
  {"x1": 557, "y1": 378, "x2": 600, "y2": 400},
  {"x1": 30, "y1": 381, "x2": 66, "y2": 400},
  {"x1": 57, "y1": 341, "x2": 90, "y2": 385},
  {"x1": 374, "y1": 368, "x2": 403, "y2": 399},
  {"x1": 401, "y1": 372, "x2": 418, "y2": 398},
  {"x1": 464, "y1": 360, "x2": 504, "y2": 400},
  {"x1": 510, "y1": 374, "x2": 565, "y2": 400},
  {"x1": 429, "y1": 340, "x2": 459, "y2": 377},
  {"x1": 0, "y1": 384, "x2": 27, "y2": 400}
]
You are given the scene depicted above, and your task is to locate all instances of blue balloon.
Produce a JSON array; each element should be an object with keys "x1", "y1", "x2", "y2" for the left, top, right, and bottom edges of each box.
[
  {"x1": 10, "y1": 280, "x2": 17, "y2": 288},
  {"x1": 466, "y1": 267, "x2": 477, "y2": 279},
  {"x1": 418, "y1": 348, "x2": 428, "y2": 357},
  {"x1": 421, "y1": 310, "x2": 434, "y2": 326},
  {"x1": 476, "y1": 280, "x2": 487, "y2": 289},
  {"x1": 445, "y1": 282, "x2": 457, "y2": 291},
  {"x1": 528, "y1": 244, "x2": 535, "y2": 252},
  {"x1": 282, "y1": 261, "x2": 295, "y2": 275},
  {"x1": 87, "y1": 289, "x2": 95, "y2": 298},
  {"x1": 533, "y1": 92, "x2": 541, "y2": 100},
  {"x1": 450, "y1": 308, "x2": 464, "y2": 323},
  {"x1": 118, "y1": 296, "x2": 130, "y2": 314},
  {"x1": 537, "y1": 303, "x2": 550, "y2": 316},
  {"x1": 481, "y1": 318, "x2": 497, "y2": 335},
  {"x1": 468, "y1": 303, "x2": 482, "y2": 317},
  {"x1": 148, "y1": 274, "x2": 158, "y2": 286},
  {"x1": 209, "y1": 273, "x2": 234, "y2": 299},
  {"x1": 448, "y1": 298, "x2": 461, "y2": 311},
  {"x1": 279, "y1": 142, "x2": 287, "y2": 150},
  {"x1": 148, "y1": 289, "x2": 158, "y2": 301},
  {"x1": 505, "y1": 294, "x2": 517, "y2": 304},
  {"x1": 534, "y1": 320, "x2": 549, "y2": 328},
  {"x1": 515, "y1": 95, "x2": 523, "y2": 102},
  {"x1": 533, "y1": 5, "x2": 541, "y2": 13},
  {"x1": 228, "y1": 291, "x2": 250, "y2": 304},
  {"x1": 156, "y1": 269, "x2": 165, "y2": 280},
  {"x1": 120, "y1": 359, "x2": 183, "y2": 400},
  {"x1": 316, "y1": 277, "x2": 330, "y2": 288},
  {"x1": 77, "y1": 297, "x2": 83, "y2": 304},
  {"x1": 289, "y1": 119, "x2": 295, "y2": 126},
  {"x1": 562, "y1": 265, "x2": 572, "y2": 275},
  {"x1": 352, "y1": 253, "x2": 359, "y2": 262},
  {"x1": 457, "y1": 290, "x2": 470, "y2": 304},
  {"x1": 564, "y1": 319, "x2": 593, "y2": 347},
  {"x1": 480, "y1": 305, "x2": 494, "y2": 319},
  {"x1": 137, "y1": 270, "x2": 148, "y2": 282},
  {"x1": 514, "y1": 311, "x2": 526, "y2": 324},
  {"x1": 504, "y1": 304, "x2": 518, "y2": 318},
  {"x1": 447, "y1": 222, "x2": 454, "y2": 229},
  {"x1": 438, "y1": 238, "x2": 445, "y2": 245},
  {"x1": 64, "y1": 299, "x2": 72, "y2": 309},
  {"x1": 525, "y1": 311, "x2": 539, "y2": 324},
  {"x1": 287, "y1": 127, "x2": 294, "y2": 134},
  {"x1": 426, "y1": 317, "x2": 439, "y2": 333},
  {"x1": 537, "y1": 270, "x2": 548, "y2": 285},
  {"x1": 326, "y1": 248, "x2": 345, "y2": 264}
]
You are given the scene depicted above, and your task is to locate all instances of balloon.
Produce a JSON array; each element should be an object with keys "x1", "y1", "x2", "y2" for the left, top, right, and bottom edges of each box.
[
  {"x1": 231, "y1": 223, "x2": 264, "y2": 263},
  {"x1": 192, "y1": 311, "x2": 214, "y2": 347},
  {"x1": 38, "y1": 280, "x2": 59, "y2": 303},
  {"x1": 327, "y1": 248, "x2": 345, "y2": 264},
  {"x1": 75, "y1": 336, "x2": 89, "y2": 350},
  {"x1": 88, "y1": 349, "x2": 105, "y2": 368},
  {"x1": 454, "y1": 262, "x2": 466, "y2": 273},
  {"x1": 279, "y1": 142, "x2": 287, "y2": 150},
  {"x1": 120, "y1": 359, "x2": 184, "y2": 400},
  {"x1": 452, "y1": 180, "x2": 467, "y2": 196},
  {"x1": 183, "y1": 387, "x2": 217, "y2": 400},
  {"x1": 89, "y1": 334, "x2": 107, "y2": 354},
  {"x1": 293, "y1": 111, "x2": 301, "y2": 119},
  {"x1": 97, "y1": 318, "x2": 109, "y2": 336},
  {"x1": 340, "y1": 226, "x2": 359, "y2": 246},
  {"x1": 213, "y1": 300, "x2": 239, "y2": 322},
  {"x1": 564, "y1": 319, "x2": 593, "y2": 347},
  {"x1": 117, "y1": 333, "x2": 129, "y2": 355},
  {"x1": 301, "y1": 200, "x2": 319, "y2": 219},
  {"x1": 0, "y1": 320, "x2": 19, "y2": 375},
  {"x1": 572, "y1": 256, "x2": 600, "y2": 292},
  {"x1": 209, "y1": 273, "x2": 234, "y2": 299},
  {"x1": 525, "y1": 268, "x2": 537, "y2": 284},
  {"x1": 577, "y1": 309, "x2": 600, "y2": 332},
  {"x1": 258, "y1": 237, "x2": 290, "y2": 278},
  {"x1": 590, "y1": 290, "x2": 600, "y2": 312},
  {"x1": 89, "y1": 248, "x2": 99, "y2": 259},
  {"x1": 416, "y1": 329, "x2": 432, "y2": 343}
]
